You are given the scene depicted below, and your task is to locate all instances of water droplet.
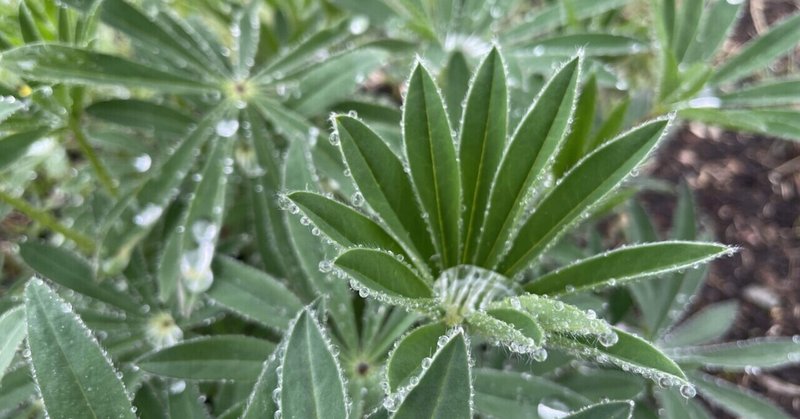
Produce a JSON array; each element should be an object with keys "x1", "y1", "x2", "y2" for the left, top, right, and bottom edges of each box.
[
  {"x1": 133, "y1": 204, "x2": 164, "y2": 226},
  {"x1": 679, "y1": 384, "x2": 696, "y2": 398},
  {"x1": 215, "y1": 119, "x2": 239, "y2": 138},
  {"x1": 132, "y1": 154, "x2": 152, "y2": 173},
  {"x1": 351, "y1": 191, "x2": 364, "y2": 207},
  {"x1": 169, "y1": 380, "x2": 186, "y2": 394},
  {"x1": 421, "y1": 357, "x2": 432, "y2": 368},
  {"x1": 318, "y1": 260, "x2": 333, "y2": 273},
  {"x1": 532, "y1": 45, "x2": 545, "y2": 56},
  {"x1": 348, "y1": 15, "x2": 369, "y2": 35}
]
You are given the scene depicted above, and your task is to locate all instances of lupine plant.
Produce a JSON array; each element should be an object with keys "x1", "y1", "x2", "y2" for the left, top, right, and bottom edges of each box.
[{"x1": 1, "y1": 1, "x2": 800, "y2": 419}]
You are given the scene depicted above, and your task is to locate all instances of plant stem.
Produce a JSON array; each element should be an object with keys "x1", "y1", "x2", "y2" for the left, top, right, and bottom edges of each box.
[
  {"x1": 0, "y1": 189, "x2": 95, "y2": 253},
  {"x1": 70, "y1": 119, "x2": 118, "y2": 198}
]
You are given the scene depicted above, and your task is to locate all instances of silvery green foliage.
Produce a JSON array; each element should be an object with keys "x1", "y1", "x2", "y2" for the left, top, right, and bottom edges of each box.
[{"x1": 1, "y1": 1, "x2": 800, "y2": 419}]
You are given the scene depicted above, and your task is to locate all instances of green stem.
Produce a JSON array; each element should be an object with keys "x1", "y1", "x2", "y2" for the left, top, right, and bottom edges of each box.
[
  {"x1": 0, "y1": 189, "x2": 95, "y2": 253},
  {"x1": 69, "y1": 119, "x2": 118, "y2": 198}
]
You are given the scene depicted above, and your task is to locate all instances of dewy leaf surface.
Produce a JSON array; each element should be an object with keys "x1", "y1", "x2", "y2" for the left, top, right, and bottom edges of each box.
[
  {"x1": 392, "y1": 331, "x2": 472, "y2": 419},
  {"x1": 335, "y1": 115, "x2": 435, "y2": 265},
  {"x1": 476, "y1": 56, "x2": 580, "y2": 267},
  {"x1": 386, "y1": 322, "x2": 448, "y2": 391},
  {"x1": 24, "y1": 280, "x2": 135, "y2": 419},
  {"x1": 280, "y1": 308, "x2": 348, "y2": 419},
  {"x1": 335, "y1": 248, "x2": 432, "y2": 300},
  {"x1": 1, "y1": 44, "x2": 216, "y2": 93},
  {"x1": 459, "y1": 48, "x2": 508, "y2": 264},
  {"x1": 0, "y1": 306, "x2": 26, "y2": 380},
  {"x1": 137, "y1": 335, "x2": 275, "y2": 381},
  {"x1": 403, "y1": 64, "x2": 462, "y2": 268},
  {"x1": 525, "y1": 241, "x2": 729, "y2": 295},
  {"x1": 499, "y1": 118, "x2": 671, "y2": 275}
]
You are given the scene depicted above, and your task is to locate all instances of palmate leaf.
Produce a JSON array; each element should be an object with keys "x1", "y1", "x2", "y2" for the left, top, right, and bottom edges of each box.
[
  {"x1": 524, "y1": 241, "x2": 730, "y2": 296},
  {"x1": 403, "y1": 63, "x2": 462, "y2": 269},
  {"x1": 24, "y1": 280, "x2": 135, "y2": 419},
  {"x1": 386, "y1": 322, "x2": 448, "y2": 392},
  {"x1": 335, "y1": 248, "x2": 433, "y2": 302},
  {"x1": 388, "y1": 330, "x2": 472, "y2": 419},
  {"x1": 137, "y1": 335, "x2": 275, "y2": 381},
  {"x1": 241, "y1": 351, "x2": 280, "y2": 418},
  {"x1": 280, "y1": 308, "x2": 348, "y2": 419},
  {"x1": 498, "y1": 117, "x2": 672, "y2": 276},
  {"x1": 476, "y1": 55, "x2": 581, "y2": 267}
]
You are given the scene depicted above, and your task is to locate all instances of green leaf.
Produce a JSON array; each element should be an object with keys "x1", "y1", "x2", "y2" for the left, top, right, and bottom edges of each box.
[
  {"x1": 335, "y1": 248, "x2": 433, "y2": 300},
  {"x1": 656, "y1": 387, "x2": 713, "y2": 419},
  {"x1": 288, "y1": 49, "x2": 386, "y2": 116},
  {"x1": 168, "y1": 382, "x2": 210, "y2": 418},
  {"x1": 0, "y1": 366, "x2": 36, "y2": 412},
  {"x1": 0, "y1": 98, "x2": 25, "y2": 124},
  {"x1": 100, "y1": 0, "x2": 217, "y2": 78},
  {"x1": 283, "y1": 139, "x2": 358, "y2": 346},
  {"x1": 234, "y1": 0, "x2": 260, "y2": 78},
  {"x1": 287, "y1": 191, "x2": 407, "y2": 256},
  {"x1": 712, "y1": 13, "x2": 800, "y2": 85},
  {"x1": 500, "y1": 295, "x2": 613, "y2": 338},
  {"x1": 207, "y1": 256, "x2": 302, "y2": 330},
  {"x1": 485, "y1": 308, "x2": 544, "y2": 346},
  {"x1": 19, "y1": 242, "x2": 140, "y2": 313},
  {"x1": 559, "y1": 368, "x2": 645, "y2": 402},
  {"x1": 459, "y1": 48, "x2": 508, "y2": 264},
  {"x1": 386, "y1": 322, "x2": 448, "y2": 391},
  {"x1": 241, "y1": 353, "x2": 279, "y2": 418},
  {"x1": 18, "y1": 1, "x2": 41, "y2": 43},
  {"x1": 0, "y1": 306, "x2": 26, "y2": 380},
  {"x1": 137, "y1": 335, "x2": 275, "y2": 381},
  {"x1": 554, "y1": 327, "x2": 688, "y2": 385},
  {"x1": 660, "y1": 301, "x2": 738, "y2": 348},
  {"x1": 670, "y1": 337, "x2": 800, "y2": 370},
  {"x1": 565, "y1": 400, "x2": 634, "y2": 419},
  {"x1": 690, "y1": 371, "x2": 791, "y2": 419},
  {"x1": 718, "y1": 78, "x2": 800, "y2": 107},
  {"x1": 679, "y1": 108, "x2": 800, "y2": 140},
  {"x1": 504, "y1": 0, "x2": 630, "y2": 40},
  {"x1": 403, "y1": 63, "x2": 461, "y2": 268},
  {"x1": 498, "y1": 118, "x2": 671, "y2": 276},
  {"x1": 528, "y1": 34, "x2": 648, "y2": 56},
  {"x1": 391, "y1": 331, "x2": 472, "y2": 419},
  {"x1": 671, "y1": 0, "x2": 703, "y2": 62},
  {"x1": 0, "y1": 128, "x2": 49, "y2": 172},
  {"x1": 24, "y1": 279, "x2": 135, "y2": 419},
  {"x1": 334, "y1": 115, "x2": 435, "y2": 266},
  {"x1": 553, "y1": 74, "x2": 597, "y2": 178},
  {"x1": 525, "y1": 241, "x2": 729, "y2": 295},
  {"x1": 477, "y1": 55, "x2": 581, "y2": 267},
  {"x1": 587, "y1": 97, "x2": 629, "y2": 152},
  {"x1": 86, "y1": 99, "x2": 193, "y2": 135},
  {"x1": 280, "y1": 308, "x2": 348, "y2": 419},
  {"x1": 473, "y1": 369, "x2": 590, "y2": 419},
  {"x1": 682, "y1": 0, "x2": 743, "y2": 64},
  {"x1": 442, "y1": 51, "x2": 470, "y2": 126},
  {"x1": 1, "y1": 44, "x2": 216, "y2": 93}
]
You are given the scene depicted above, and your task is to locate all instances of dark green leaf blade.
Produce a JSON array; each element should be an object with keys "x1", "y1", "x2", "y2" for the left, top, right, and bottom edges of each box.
[
  {"x1": 391, "y1": 331, "x2": 472, "y2": 419},
  {"x1": 565, "y1": 400, "x2": 634, "y2": 419},
  {"x1": 670, "y1": 338, "x2": 800, "y2": 370},
  {"x1": 335, "y1": 115, "x2": 435, "y2": 267},
  {"x1": 1, "y1": 44, "x2": 216, "y2": 93},
  {"x1": 403, "y1": 64, "x2": 461, "y2": 268},
  {"x1": 498, "y1": 118, "x2": 671, "y2": 276},
  {"x1": 0, "y1": 129, "x2": 49, "y2": 172},
  {"x1": 660, "y1": 301, "x2": 738, "y2": 348},
  {"x1": 19, "y1": 242, "x2": 140, "y2": 313},
  {"x1": 335, "y1": 248, "x2": 432, "y2": 300},
  {"x1": 280, "y1": 308, "x2": 348, "y2": 419},
  {"x1": 476, "y1": 56, "x2": 581, "y2": 268},
  {"x1": 690, "y1": 371, "x2": 791, "y2": 419},
  {"x1": 459, "y1": 48, "x2": 508, "y2": 264},
  {"x1": 386, "y1": 322, "x2": 448, "y2": 392},
  {"x1": 24, "y1": 279, "x2": 135, "y2": 419},
  {"x1": 0, "y1": 306, "x2": 26, "y2": 380},
  {"x1": 287, "y1": 191, "x2": 406, "y2": 256},
  {"x1": 137, "y1": 335, "x2": 274, "y2": 381},
  {"x1": 712, "y1": 13, "x2": 800, "y2": 85},
  {"x1": 525, "y1": 241, "x2": 729, "y2": 295}
]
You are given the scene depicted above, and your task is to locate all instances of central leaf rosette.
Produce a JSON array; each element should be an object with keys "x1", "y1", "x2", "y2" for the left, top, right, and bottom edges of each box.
[{"x1": 284, "y1": 47, "x2": 731, "y2": 398}]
